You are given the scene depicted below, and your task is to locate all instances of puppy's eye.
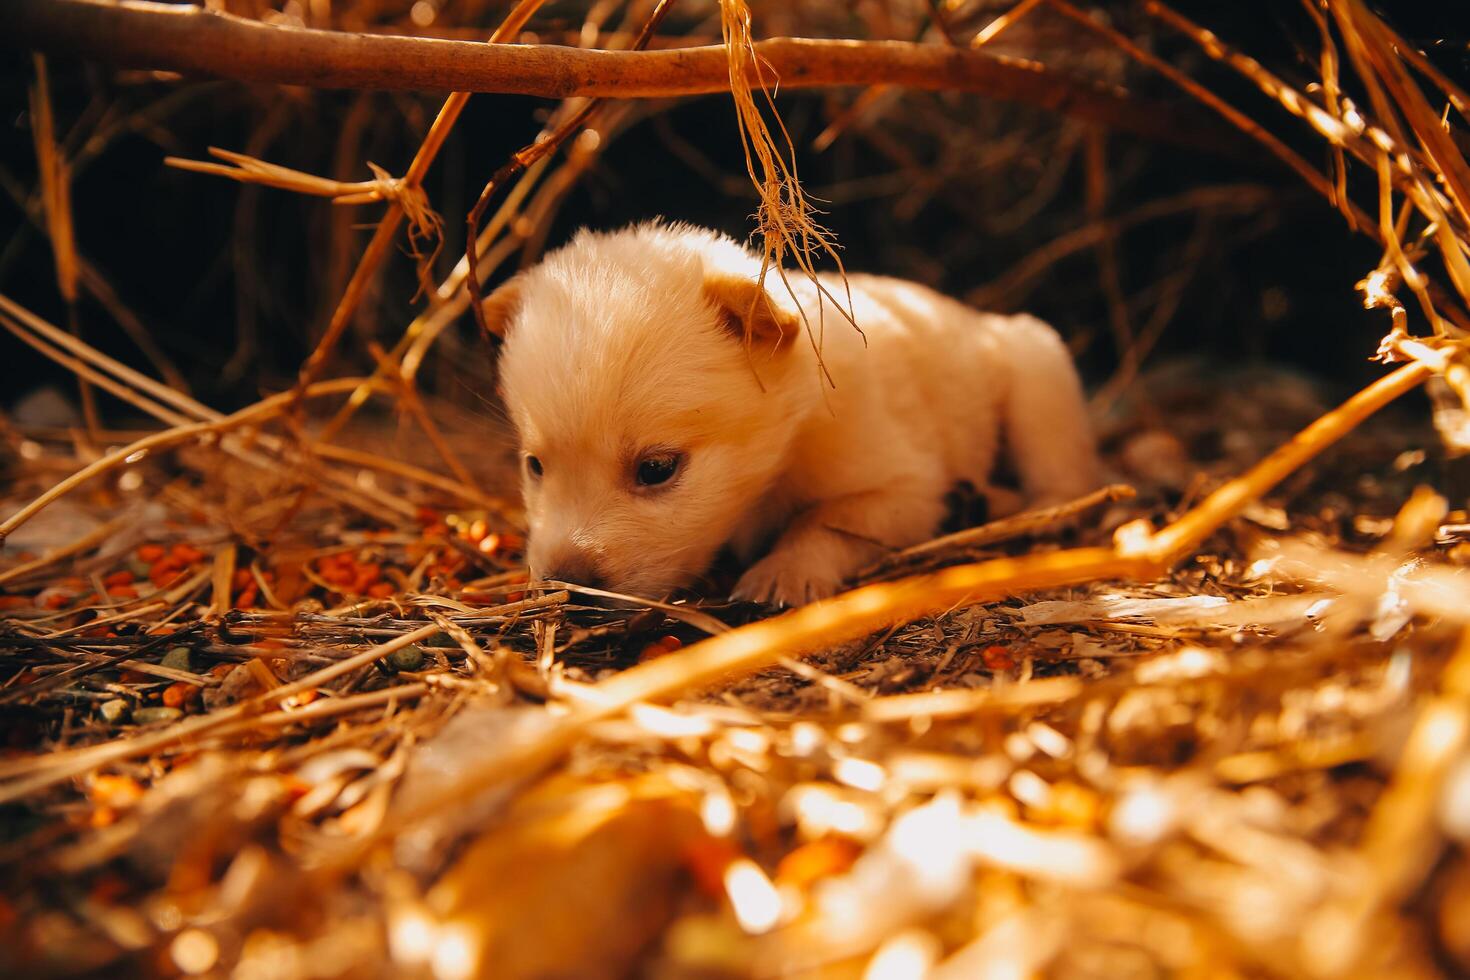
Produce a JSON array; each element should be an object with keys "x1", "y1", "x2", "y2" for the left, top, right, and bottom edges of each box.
[
  {"x1": 635, "y1": 452, "x2": 682, "y2": 487},
  {"x1": 525, "y1": 455, "x2": 543, "y2": 478}
]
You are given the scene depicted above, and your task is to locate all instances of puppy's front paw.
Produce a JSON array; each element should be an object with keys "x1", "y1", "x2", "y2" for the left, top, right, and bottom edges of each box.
[{"x1": 732, "y1": 549, "x2": 846, "y2": 607}]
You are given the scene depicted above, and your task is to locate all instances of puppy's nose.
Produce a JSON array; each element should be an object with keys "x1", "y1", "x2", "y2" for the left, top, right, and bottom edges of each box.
[{"x1": 541, "y1": 550, "x2": 606, "y2": 591}]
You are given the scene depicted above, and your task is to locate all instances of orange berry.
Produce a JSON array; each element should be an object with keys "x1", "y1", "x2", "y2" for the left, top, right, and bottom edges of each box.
[
  {"x1": 149, "y1": 563, "x2": 183, "y2": 588},
  {"x1": 639, "y1": 642, "x2": 672, "y2": 662},
  {"x1": 232, "y1": 568, "x2": 253, "y2": 589},
  {"x1": 103, "y1": 569, "x2": 135, "y2": 587},
  {"x1": 981, "y1": 645, "x2": 1015, "y2": 671},
  {"x1": 659, "y1": 635, "x2": 683, "y2": 651},
  {"x1": 137, "y1": 543, "x2": 166, "y2": 563},
  {"x1": 235, "y1": 585, "x2": 259, "y2": 609},
  {"x1": 171, "y1": 543, "x2": 205, "y2": 564},
  {"x1": 367, "y1": 582, "x2": 395, "y2": 599},
  {"x1": 0, "y1": 595, "x2": 31, "y2": 610},
  {"x1": 161, "y1": 682, "x2": 199, "y2": 709},
  {"x1": 107, "y1": 585, "x2": 138, "y2": 600},
  {"x1": 351, "y1": 564, "x2": 382, "y2": 593},
  {"x1": 90, "y1": 773, "x2": 145, "y2": 807}
]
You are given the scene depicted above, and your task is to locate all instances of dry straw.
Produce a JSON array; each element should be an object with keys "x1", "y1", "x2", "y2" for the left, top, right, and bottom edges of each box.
[{"x1": 4, "y1": 1, "x2": 1470, "y2": 977}]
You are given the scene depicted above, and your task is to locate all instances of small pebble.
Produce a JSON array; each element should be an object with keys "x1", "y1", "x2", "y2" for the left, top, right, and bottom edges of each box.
[
  {"x1": 132, "y1": 706, "x2": 183, "y2": 726},
  {"x1": 160, "y1": 646, "x2": 194, "y2": 673},
  {"x1": 99, "y1": 699, "x2": 130, "y2": 724},
  {"x1": 387, "y1": 645, "x2": 425, "y2": 672}
]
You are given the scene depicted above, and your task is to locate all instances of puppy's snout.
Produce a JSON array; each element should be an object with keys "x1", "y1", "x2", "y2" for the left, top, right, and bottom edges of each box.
[{"x1": 540, "y1": 549, "x2": 607, "y2": 591}]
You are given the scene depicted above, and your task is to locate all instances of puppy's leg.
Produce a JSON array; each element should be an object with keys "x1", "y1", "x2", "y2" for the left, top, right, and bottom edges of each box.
[
  {"x1": 1002, "y1": 317, "x2": 1101, "y2": 506},
  {"x1": 732, "y1": 487, "x2": 946, "y2": 606}
]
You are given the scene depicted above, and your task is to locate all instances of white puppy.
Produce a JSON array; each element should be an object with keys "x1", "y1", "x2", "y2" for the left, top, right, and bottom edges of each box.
[{"x1": 486, "y1": 222, "x2": 1100, "y2": 606}]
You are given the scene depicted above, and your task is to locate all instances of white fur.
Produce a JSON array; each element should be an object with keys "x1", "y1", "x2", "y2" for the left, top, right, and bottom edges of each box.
[{"x1": 494, "y1": 222, "x2": 1101, "y2": 605}]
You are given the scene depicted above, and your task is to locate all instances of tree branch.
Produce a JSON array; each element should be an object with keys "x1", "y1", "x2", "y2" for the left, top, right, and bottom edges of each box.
[{"x1": 8, "y1": 0, "x2": 1240, "y2": 156}]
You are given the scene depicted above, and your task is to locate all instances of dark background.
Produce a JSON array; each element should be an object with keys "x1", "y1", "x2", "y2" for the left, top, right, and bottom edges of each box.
[{"x1": 1, "y1": 0, "x2": 1466, "y2": 426}]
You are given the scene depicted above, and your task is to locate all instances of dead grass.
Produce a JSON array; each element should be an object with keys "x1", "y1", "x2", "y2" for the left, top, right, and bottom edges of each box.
[{"x1": 4, "y1": 1, "x2": 1470, "y2": 977}]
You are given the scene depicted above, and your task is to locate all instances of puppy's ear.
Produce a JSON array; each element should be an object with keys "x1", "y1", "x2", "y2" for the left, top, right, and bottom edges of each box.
[
  {"x1": 479, "y1": 277, "x2": 524, "y2": 338},
  {"x1": 704, "y1": 274, "x2": 799, "y2": 351}
]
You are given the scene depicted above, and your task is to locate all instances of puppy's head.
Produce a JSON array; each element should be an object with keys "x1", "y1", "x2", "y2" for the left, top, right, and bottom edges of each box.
[{"x1": 490, "y1": 223, "x2": 805, "y2": 598}]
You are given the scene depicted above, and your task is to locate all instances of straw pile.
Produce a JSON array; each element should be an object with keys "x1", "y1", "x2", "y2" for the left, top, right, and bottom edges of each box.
[{"x1": 3, "y1": 1, "x2": 1470, "y2": 977}]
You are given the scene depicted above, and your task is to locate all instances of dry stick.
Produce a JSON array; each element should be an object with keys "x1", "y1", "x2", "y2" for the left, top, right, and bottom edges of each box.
[
  {"x1": 0, "y1": 515, "x2": 131, "y2": 588},
  {"x1": 301, "y1": 27, "x2": 642, "y2": 446},
  {"x1": 923, "y1": 0, "x2": 960, "y2": 47},
  {"x1": 5, "y1": 0, "x2": 1243, "y2": 158},
  {"x1": 967, "y1": 183, "x2": 1274, "y2": 309},
  {"x1": 0, "y1": 622, "x2": 204, "y2": 707},
  {"x1": 1348, "y1": 1, "x2": 1470, "y2": 238},
  {"x1": 198, "y1": 681, "x2": 430, "y2": 743},
  {"x1": 270, "y1": 0, "x2": 549, "y2": 513},
  {"x1": 1041, "y1": 0, "x2": 1348, "y2": 224},
  {"x1": 311, "y1": 443, "x2": 491, "y2": 507},
  {"x1": 165, "y1": 147, "x2": 419, "y2": 206},
  {"x1": 292, "y1": 0, "x2": 549, "y2": 395},
  {"x1": 28, "y1": 53, "x2": 98, "y2": 439},
  {"x1": 0, "y1": 377, "x2": 388, "y2": 541},
  {"x1": 0, "y1": 623, "x2": 444, "y2": 802},
  {"x1": 1355, "y1": 626, "x2": 1470, "y2": 904},
  {"x1": 1292, "y1": 624, "x2": 1470, "y2": 974},
  {"x1": 1373, "y1": 13, "x2": 1470, "y2": 122},
  {"x1": 1143, "y1": 0, "x2": 1470, "y2": 301},
  {"x1": 863, "y1": 483, "x2": 1137, "y2": 575},
  {"x1": 864, "y1": 674, "x2": 1084, "y2": 722},
  {"x1": 0, "y1": 292, "x2": 214, "y2": 423},
  {"x1": 0, "y1": 576, "x2": 570, "y2": 798},
  {"x1": 1335, "y1": 4, "x2": 1470, "y2": 307},
  {"x1": 971, "y1": 0, "x2": 1045, "y2": 48},
  {"x1": 0, "y1": 304, "x2": 416, "y2": 520},
  {"x1": 364, "y1": 341, "x2": 480, "y2": 493},
  {"x1": 465, "y1": 0, "x2": 676, "y2": 337},
  {"x1": 383, "y1": 361, "x2": 1432, "y2": 834},
  {"x1": 721, "y1": 0, "x2": 856, "y2": 379},
  {"x1": 1091, "y1": 211, "x2": 1218, "y2": 413},
  {"x1": 314, "y1": 153, "x2": 554, "y2": 445},
  {"x1": 1298, "y1": 0, "x2": 1351, "y2": 221},
  {"x1": 1084, "y1": 127, "x2": 1135, "y2": 375},
  {"x1": 0, "y1": 296, "x2": 485, "y2": 510},
  {"x1": 1045, "y1": 0, "x2": 1470, "y2": 332}
]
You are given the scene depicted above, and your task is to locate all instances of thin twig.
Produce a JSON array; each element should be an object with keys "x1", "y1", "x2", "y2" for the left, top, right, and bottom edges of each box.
[{"x1": 6, "y1": 0, "x2": 1243, "y2": 156}]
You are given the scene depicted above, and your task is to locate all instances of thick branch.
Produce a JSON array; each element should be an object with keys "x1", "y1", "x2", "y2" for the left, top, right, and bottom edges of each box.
[{"x1": 7, "y1": 0, "x2": 1238, "y2": 155}]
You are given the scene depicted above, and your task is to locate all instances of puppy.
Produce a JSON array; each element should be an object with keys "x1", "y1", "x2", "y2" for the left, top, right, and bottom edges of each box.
[{"x1": 486, "y1": 222, "x2": 1100, "y2": 606}]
